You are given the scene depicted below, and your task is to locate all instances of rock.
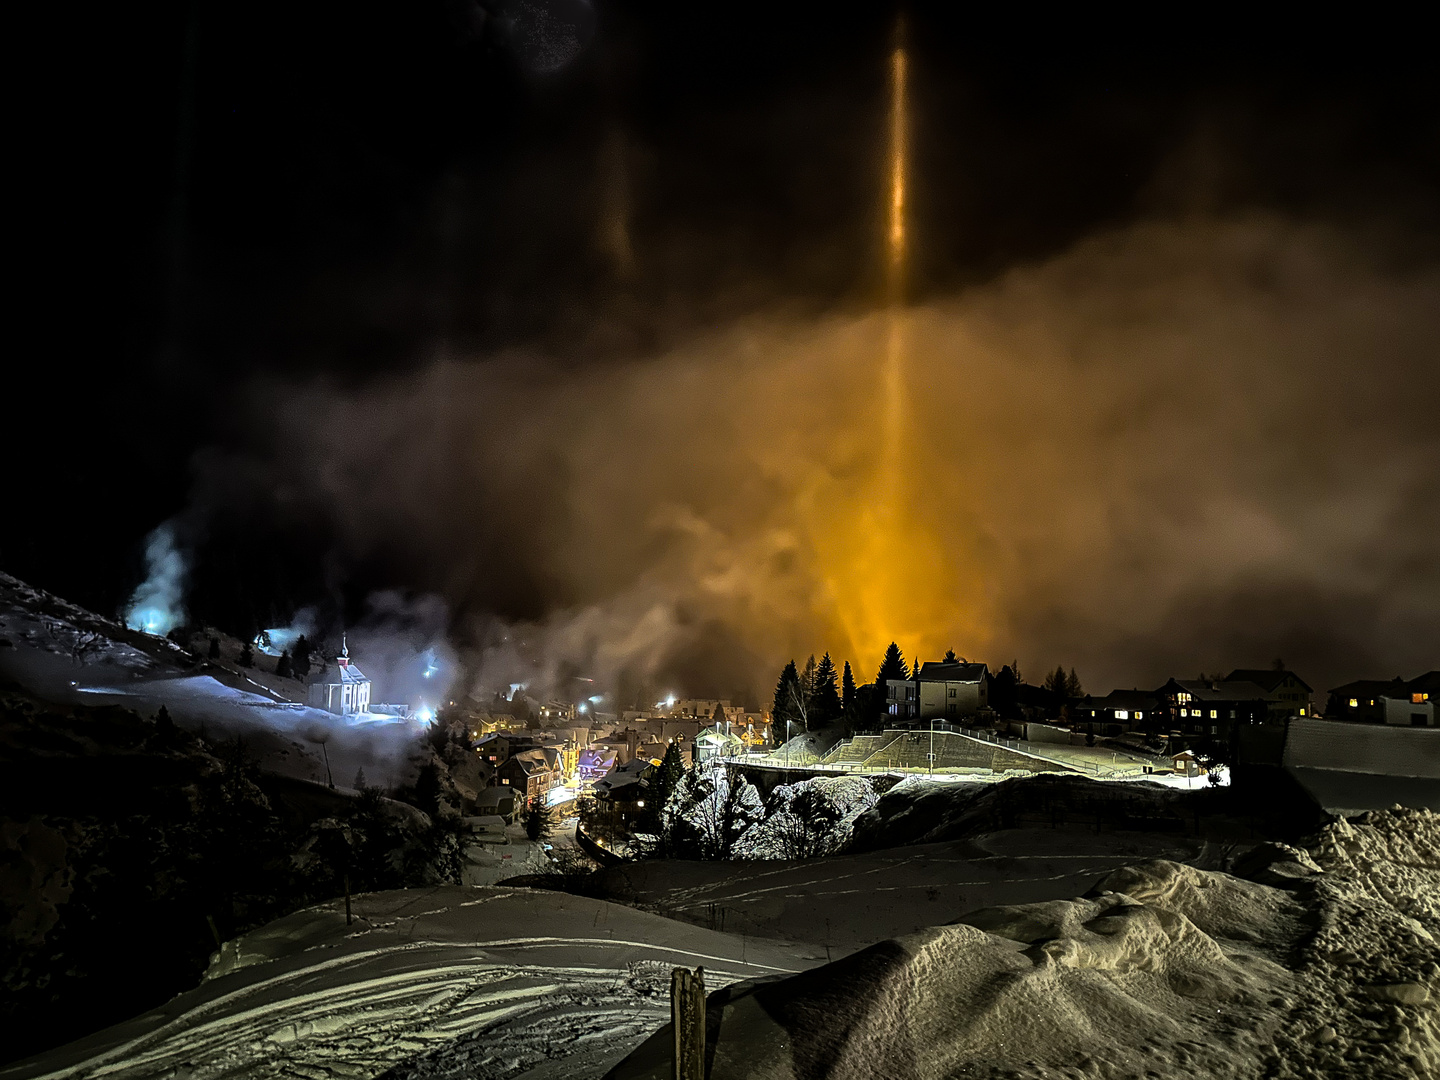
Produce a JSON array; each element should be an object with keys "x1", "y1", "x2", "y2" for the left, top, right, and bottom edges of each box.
[
  {"x1": 1311, "y1": 1025, "x2": 1337, "y2": 1044},
  {"x1": 1369, "y1": 983, "x2": 1429, "y2": 1005}
]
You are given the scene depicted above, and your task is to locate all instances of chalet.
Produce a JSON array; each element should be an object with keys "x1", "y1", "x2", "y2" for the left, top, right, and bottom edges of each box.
[
  {"x1": 1225, "y1": 668, "x2": 1313, "y2": 718},
  {"x1": 1076, "y1": 689, "x2": 1162, "y2": 737},
  {"x1": 307, "y1": 639, "x2": 371, "y2": 716},
  {"x1": 496, "y1": 749, "x2": 559, "y2": 802},
  {"x1": 577, "y1": 746, "x2": 619, "y2": 787},
  {"x1": 885, "y1": 661, "x2": 989, "y2": 721},
  {"x1": 591, "y1": 757, "x2": 657, "y2": 811},
  {"x1": 1155, "y1": 678, "x2": 1274, "y2": 738}
]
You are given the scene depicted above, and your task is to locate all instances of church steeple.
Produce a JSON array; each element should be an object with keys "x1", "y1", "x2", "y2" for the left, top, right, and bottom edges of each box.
[{"x1": 339, "y1": 635, "x2": 350, "y2": 668}]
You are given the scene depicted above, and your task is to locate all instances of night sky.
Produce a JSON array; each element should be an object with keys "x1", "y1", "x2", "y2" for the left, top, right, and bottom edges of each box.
[{"x1": 11, "y1": 3, "x2": 1439, "y2": 701}]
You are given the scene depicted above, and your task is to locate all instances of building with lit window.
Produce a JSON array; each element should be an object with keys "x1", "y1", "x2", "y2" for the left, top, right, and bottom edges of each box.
[
  {"x1": 885, "y1": 661, "x2": 989, "y2": 721},
  {"x1": 1326, "y1": 671, "x2": 1438, "y2": 727}
]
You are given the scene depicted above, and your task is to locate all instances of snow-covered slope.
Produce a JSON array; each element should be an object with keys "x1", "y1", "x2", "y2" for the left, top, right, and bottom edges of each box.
[
  {"x1": 607, "y1": 807, "x2": 1440, "y2": 1079},
  {"x1": 0, "y1": 572, "x2": 421, "y2": 789},
  {"x1": 3, "y1": 886, "x2": 826, "y2": 1080}
]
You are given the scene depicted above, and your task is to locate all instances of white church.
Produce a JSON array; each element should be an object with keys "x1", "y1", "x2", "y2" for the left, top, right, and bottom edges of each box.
[{"x1": 308, "y1": 638, "x2": 371, "y2": 715}]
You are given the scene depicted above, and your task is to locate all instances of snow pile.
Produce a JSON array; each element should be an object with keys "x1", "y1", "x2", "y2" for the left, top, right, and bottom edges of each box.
[
  {"x1": 609, "y1": 808, "x2": 1440, "y2": 1079},
  {"x1": 731, "y1": 776, "x2": 878, "y2": 860}
]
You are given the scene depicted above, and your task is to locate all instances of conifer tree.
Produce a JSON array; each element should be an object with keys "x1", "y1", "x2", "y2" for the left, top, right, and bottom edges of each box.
[
  {"x1": 1042, "y1": 665, "x2": 1067, "y2": 697},
  {"x1": 943, "y1": 648, "x2": 958, "y2": 663},
  {"x1": 276, "y1": 650, "x2": 293, "y2": 679},
  {"x1": 1065, "y1": 668, "x2": 1084, "y2": 699},
  {"x1": 876, "y1": 642, "x2": 908, "y2": 685},
  {"x1": 237, "y1": 642, "x2": 253, "y2": 668},
  {"x1": 293, "y1": 635, "x2": 312, "y2": 679},
  {"x1": 208, "y1": 636, "x2": 220, "y2": 659},
  {"x1": 810, "y1": 653, "x2": 841, "y2": 728},
  {"x1": 841, "y1": 661, "x2": 856, "y2": 713},
  {"x1": 772, "y1": 660, "x2": 802, "y2": 736}
]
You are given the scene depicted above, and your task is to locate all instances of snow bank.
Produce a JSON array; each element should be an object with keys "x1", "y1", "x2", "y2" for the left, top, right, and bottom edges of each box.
[{"x1": 609, "y1": 807, "x2": 1440, "y2": 1079}]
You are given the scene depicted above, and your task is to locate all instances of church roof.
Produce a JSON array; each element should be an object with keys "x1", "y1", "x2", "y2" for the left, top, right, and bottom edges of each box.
[{"x1": 312, "y1": 659, "x2": 369, "y2": 685}]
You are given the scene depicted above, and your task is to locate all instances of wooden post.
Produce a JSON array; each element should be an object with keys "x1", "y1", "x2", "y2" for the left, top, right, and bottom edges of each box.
[{"x1": 671, "y1": 965, "x2": 706, "y2": 1080}]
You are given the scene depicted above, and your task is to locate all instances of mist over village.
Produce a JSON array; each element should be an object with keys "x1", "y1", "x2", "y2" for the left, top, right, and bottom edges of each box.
[{"x1": 4, "y1": 4, "x2": 1439, "y2": 1080}]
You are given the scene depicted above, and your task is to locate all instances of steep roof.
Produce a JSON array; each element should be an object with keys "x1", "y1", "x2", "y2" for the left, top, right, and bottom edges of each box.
[
  {"x1": 311, "y1": 660, "x2": 369, "y2": 686},
  {"x1": 1328, "y1": 678, "x2": 1407, "y2": 698},
  {"x1": 1226, "y1": 668, "x2": 1313, "y2": 693}
]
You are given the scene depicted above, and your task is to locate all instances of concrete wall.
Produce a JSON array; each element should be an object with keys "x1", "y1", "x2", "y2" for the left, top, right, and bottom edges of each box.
[
  {"x1": 1025, "y1": 723, "x2": 1073, "y2": 745},
  {"x1": 1384, "y1": 697, "x2": 1435, "y2": 727},
  {"x1": 1284, "y1": 718, "x2": 1440, "y2": 778}
]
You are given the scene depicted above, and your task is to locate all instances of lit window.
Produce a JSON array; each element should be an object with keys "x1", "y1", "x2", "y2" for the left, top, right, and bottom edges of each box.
[
  {"x1": 1179, "y1": 708, "x2": 1188, "y2": 717},
  {"x1": 1349, "y1": 698, "x2": 1359, "y2": 708},
  {"x1": 1209, "y1": 709, "x2": 1218, "y2": 719},
  {"x1": 1135, "y1": 711, "x2": 1144, "y2": 720},
  {"x1": 1115, "y1": 710, "x2": 1129, "y2": 720},
  {"x1": 1178, "y1": 692, "x2": 1191, "y2": 703}
]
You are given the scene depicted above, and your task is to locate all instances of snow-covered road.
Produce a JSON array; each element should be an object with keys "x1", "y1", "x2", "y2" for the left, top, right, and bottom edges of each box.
[{"x1": 4, "y1": 887, "x2": 826, "y2": 1080}]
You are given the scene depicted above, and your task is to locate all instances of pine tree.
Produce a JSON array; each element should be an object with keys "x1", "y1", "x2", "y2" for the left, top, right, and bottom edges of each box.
[
  {"x1": 772, "y1": 660, "x2": 803, "y2": 738},
  {"x1": 237, "y1": 642, "x2": 253, "y2": 668},
  {"x1": 1065, "y1": 668, "x2": 1084, "y2": 699},
  {"x1": 354, "y1": 767, "x2": 368, "y2": 791},
  {"x1": 810, "y1": 653, "x2": 841, "y2": 728},
  {"x1": 276, "y1": 649, "x2": 293, "y2": 679},
  {"x1": 876, "y1": 642, "x2": 908, "y2": 685},
  {"x1": 523, "y1": 799, "x2": 555, "y2": 842},
  {"x1": 799, "y1": 655, "x2": 817, "y2": 703},
  {"x1": 841, "y1": 661, "x2": 856, "y2": 713},
  {"x1": 1040, "y1": 665, "x2": 1064, "y2": 696},
  {"x1": 943, "y1": 648, "x2": 958, "y2": 663},
  {"x1": 208, "y1": 637, "x2": 220, "y2": 659},
  {"x1": 293, "y1": 635, "x2": 312, "y2": 679},
  {"x1": 645, "y1": 742, "x2": 686, "y2": 837},
  {"x1": 1011, "y1": 658, "x2": 1024, "y2": 684}
]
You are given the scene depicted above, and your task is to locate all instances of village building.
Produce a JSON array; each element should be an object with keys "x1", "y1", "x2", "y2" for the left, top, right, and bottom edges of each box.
[
  {"x1": 495, "y1": 749, "x2": 560, "y2": 802},
  {"x1": 1154, "y1": 678, "x2": 1274, "y2": 738},
  {"x1": 885, "y1": 661, "x2": 989, "y2": 722},
  {"x1": 695, "y1": 726, "x2": 745, "y2": 762},
  {"x1": 1225, "y1": 668, "x2": 1313, "y2": 718},
  {"x1": 1326, "y1": 671, "x2": 1438, "y2": 727},
  {"x1": 307, "y1": 639, "x2": 371, "y2": 716},
  {"x1": 1076, "y1": 689, "x2": 1162, "y2": 737}
]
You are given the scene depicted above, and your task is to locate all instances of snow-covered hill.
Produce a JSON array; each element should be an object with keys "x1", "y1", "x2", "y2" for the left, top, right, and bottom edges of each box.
[{"x1": 0, "y1": 571, "x2": 421, "y2": 789}]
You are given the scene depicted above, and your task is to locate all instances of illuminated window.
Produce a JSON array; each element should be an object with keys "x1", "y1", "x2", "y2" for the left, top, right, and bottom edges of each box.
[
  {"x1": 1209, "y1": 709, "x2": 1218, "y2": 719},
  {"x1": 1349, "y1": 698, "x2": 1359, "y2": 708},
  {"x1": 1178, "y1": 692, "x2": 1192, "y2": 703},
  {"x1": 1115, "y1": 710, "x2": 1129, "y2": 720},
  {"x1": 1135, "y1": 711, "x2": 1144, "y2": 720},
  {"x1": 1179, "y1": 708, "x2": 1187, "y2": 717},
  {"x1": 1415, "y1": 694, "x2": 1428, "y2": 705}
]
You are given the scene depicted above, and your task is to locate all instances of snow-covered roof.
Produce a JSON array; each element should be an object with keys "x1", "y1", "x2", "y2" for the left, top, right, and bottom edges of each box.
[{"x1": 312, "y1": 660, "x2": 369, "y2": 686}]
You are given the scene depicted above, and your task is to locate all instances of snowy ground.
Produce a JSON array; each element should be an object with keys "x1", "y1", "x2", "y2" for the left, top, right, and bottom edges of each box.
[
  {"x1": 0, "y1": 573, "x2": 425, "y2": 790},
  {"x1": 593, "y1": 827, "x2": 1218, "y2": 954},
  {"x1": 3, "y1": 887, "x2": 825, "y2": 1080},
  {"x1": 609, "y1": 808, "x2": 1440, "y2": 1080}
]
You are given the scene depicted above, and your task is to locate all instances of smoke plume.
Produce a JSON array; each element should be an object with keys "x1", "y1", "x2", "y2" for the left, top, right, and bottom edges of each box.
[
  {"x1": 123, "y1": 523, "x2": 188, "y2": 635},
  {"x1": 214, "y1": 213, "x2": 1438, "y2": 701}
]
